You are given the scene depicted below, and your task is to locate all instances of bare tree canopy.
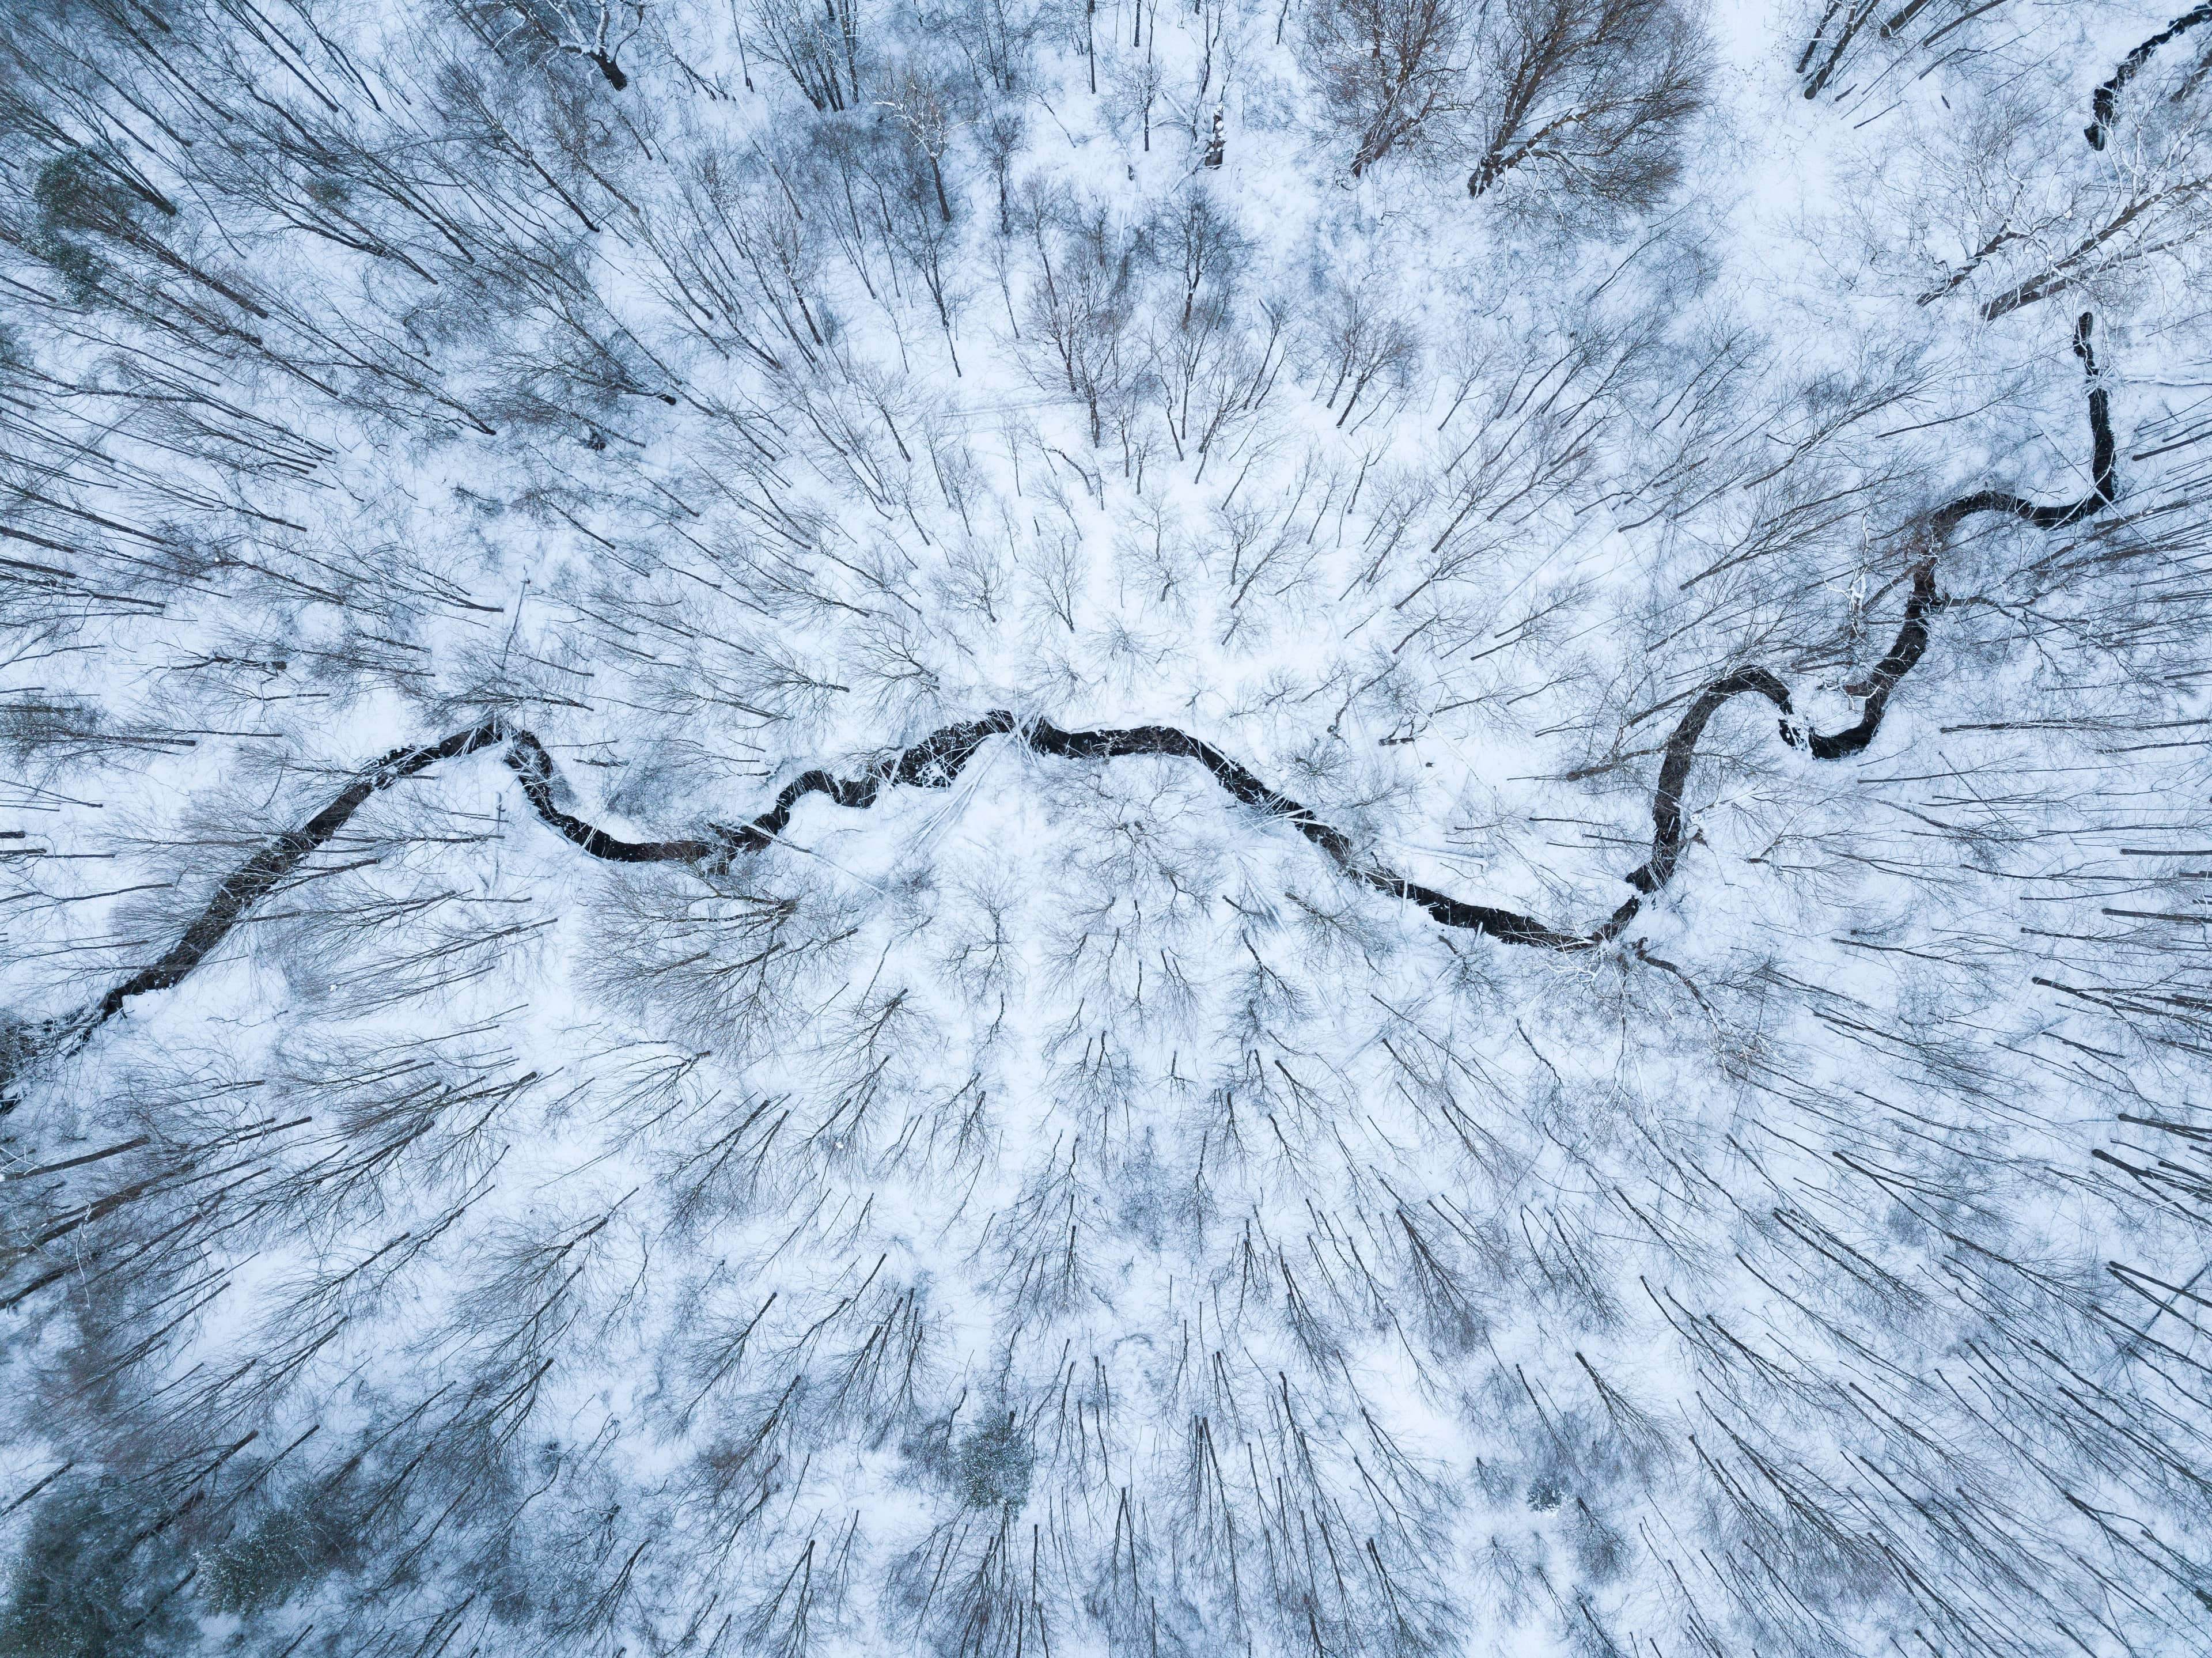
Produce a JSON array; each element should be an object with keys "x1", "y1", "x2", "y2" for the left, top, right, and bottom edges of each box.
[
  {"x1": 1464, "y1": 0, "x2": 1709, "y2": 202},
  {"x1": 4, "y1": 3, "x2": 2212, "y2": 1658}
]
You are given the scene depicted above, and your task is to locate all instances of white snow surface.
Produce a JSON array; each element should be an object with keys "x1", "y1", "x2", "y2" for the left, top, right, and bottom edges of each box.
[{"x1": 2, "y1": 0, "x2": 2212, "y2": 1654}]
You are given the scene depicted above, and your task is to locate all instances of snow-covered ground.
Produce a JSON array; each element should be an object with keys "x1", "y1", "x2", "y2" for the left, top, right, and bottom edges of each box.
[{"x1": 3, "y1": 0, "x2": 2211, "y2": 1652}]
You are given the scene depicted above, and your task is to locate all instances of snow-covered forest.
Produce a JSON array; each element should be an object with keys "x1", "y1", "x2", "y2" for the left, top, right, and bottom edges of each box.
[{"x1": 3, "y1": 0, "x2": 2211, "y2": 1652}]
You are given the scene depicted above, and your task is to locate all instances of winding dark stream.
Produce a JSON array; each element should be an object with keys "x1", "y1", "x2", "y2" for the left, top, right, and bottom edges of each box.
[
  {"x1": 32, "y1": 316, "x2": 2116, "y2": 1054},
  {"x1": 2088, "y1": 3, "x2": 2212, "y2": 150}
]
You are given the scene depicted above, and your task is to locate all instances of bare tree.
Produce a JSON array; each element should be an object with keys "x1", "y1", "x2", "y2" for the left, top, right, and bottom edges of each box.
[
  {"x1": 879, "y1": 150, "x2": 974, "y2": 374},
  {"x1": 638, "y1": 144, "x2": 833, "y2": 372},
  {"x1": 1465, "y1": 0, "x2": 1707, "y2": 206},
  {"x1": 1871, "y1": 57, "x2": 2212, "y2": 323},
  {"x1": 1301, "y1": 272, "x2": 1420, "y2": 429},
  {"x1": 1016, "y1": 187, "x2": 1145, "y2": 445},
  {"x1": 1300, "y1": 0, "x2": 1467, "y2": 176},
  {"x1": 877, "y1": 63, "x2": 966, "y2": 225},
  {"x1": 751, "y1": 0, "x2": 863, "y2": 108},
  {"x1": 976, "y1": 105, "x2": 1028, "y2": 234},
  {"x1": 1156, "y1": 184, "x2": 1248, "y2": 331},
  {"x1": 1146, "y1": 187, "x2": 1281, "y2": 474},
  {"x1": 466, "y1": 0, "x2": 648, "y2": 88},
  {"x1": 927, "y1": 0, "x2": 1038, "y2": 94},
  {"x1": 1103, "y1": 2, "x2": 1168, "y2": 154}
]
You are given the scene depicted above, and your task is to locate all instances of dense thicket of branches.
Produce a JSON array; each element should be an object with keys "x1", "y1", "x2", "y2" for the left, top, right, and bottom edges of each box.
[{"x1": 3, "y1": 2, "x2": 2212, "y2": 1656}]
